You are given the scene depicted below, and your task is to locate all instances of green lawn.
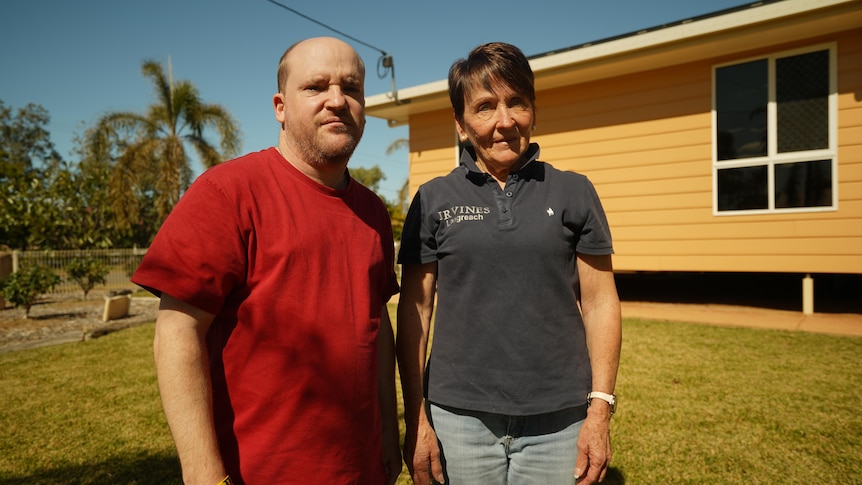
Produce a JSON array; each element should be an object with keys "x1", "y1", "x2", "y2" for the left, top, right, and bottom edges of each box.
[{"x1": 1, "y1": 310, "x2": 860, "y2": 484}]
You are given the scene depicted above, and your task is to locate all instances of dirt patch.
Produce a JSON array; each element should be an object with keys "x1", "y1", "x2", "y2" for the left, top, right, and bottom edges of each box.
[{"x1": 0, "y1": 291, "x2": 159, "y2": 354}]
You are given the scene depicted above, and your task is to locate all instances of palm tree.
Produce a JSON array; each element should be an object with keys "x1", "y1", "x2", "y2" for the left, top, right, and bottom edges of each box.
[
  {"x1": 386, "y1": 137, "x2": 410, "y2": 210},
  {"x1": 385, "y1": 137, "x2": 408, "y2": 156},
  {"x1": 88, "y1": 59, "x2": 241, "y2": 235},
  {"x1": 384, "y1": 137, "x2": 410, "y2": 241}
]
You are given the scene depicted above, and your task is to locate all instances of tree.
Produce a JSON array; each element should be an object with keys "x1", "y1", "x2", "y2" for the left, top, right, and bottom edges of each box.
[
  {"x1": 351, "y1": 164, "x2": 407, "y2": 241},
  {"x1": 87, "y1": 60, "x2": 242, "y2": 237},
  {"x1": 65, "y1": 257, "x2": 108, "y2": 300},
  {"x1": 66, "y1": 123, "x2": 146, "y2": 248},
  {"x1": 351, "y1": 165, "x2": 386, "y2": 193},
  {"x1": 1, "y1": 265, "x2": 60, "y2": 318},
  {"x1": 0, "y1": 100, "x2": 62, "y2": 180},
  {"x1": 391, "y1": 178, "x2": 409, "y2": 242},
  {"x1": 0, "y1": 101, "x2": 67, "y2": 250},
  {"x1": 349, "y1": 138, "x2": 412, "y2": 240},
  {"x1": 1, "y1": 100, "x2": 133, "y2": 250},
  {"x1": 385, "y1": 138, "x2": 409, "y2": 156},
  {"x1": 385, "y1": 138, "x2": 411, "y2": 241}
]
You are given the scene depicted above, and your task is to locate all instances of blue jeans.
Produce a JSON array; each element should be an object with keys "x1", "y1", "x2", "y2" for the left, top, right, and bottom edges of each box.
[{"x1": 428, "y1": 402, "x2": 587, "y2": 485}]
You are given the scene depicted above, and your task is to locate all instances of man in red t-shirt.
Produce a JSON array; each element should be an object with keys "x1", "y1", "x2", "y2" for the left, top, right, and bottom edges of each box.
[{"x1": 132, "y1": 37, "x2": 401, "y2": 485}]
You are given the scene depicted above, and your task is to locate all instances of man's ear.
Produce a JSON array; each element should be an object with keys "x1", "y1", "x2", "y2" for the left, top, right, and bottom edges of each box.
[{"x1": 273, "y1": 93, "x2": 286, "y2": 123}]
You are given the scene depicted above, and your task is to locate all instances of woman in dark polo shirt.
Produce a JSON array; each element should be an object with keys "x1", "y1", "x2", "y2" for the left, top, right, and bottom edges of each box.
[{"x1": 396, "y1": 42, "x2": 621, "y2": 485}]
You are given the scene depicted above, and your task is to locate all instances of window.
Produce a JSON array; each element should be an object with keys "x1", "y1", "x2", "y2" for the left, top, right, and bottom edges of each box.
[{"x1": 713, "y1": 46, "x2": 836, "y2": 214}]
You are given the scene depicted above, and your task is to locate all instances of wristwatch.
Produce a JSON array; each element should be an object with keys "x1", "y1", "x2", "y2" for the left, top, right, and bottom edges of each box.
[{"x1": 587, "y1": 391, "x2": 616, "y2": 416}]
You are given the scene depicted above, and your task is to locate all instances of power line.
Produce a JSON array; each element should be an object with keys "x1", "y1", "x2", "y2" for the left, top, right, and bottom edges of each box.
[
  {"x1": 263, "y1": 0, "x2": 388, "y2": 57},
  {"x1": 263, "y1": 0, "x2": 408, "y2": 110}
]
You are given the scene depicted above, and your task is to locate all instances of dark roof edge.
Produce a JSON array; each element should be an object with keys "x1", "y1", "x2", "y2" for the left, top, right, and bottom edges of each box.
[{"x1": 528, "y1": 0, "x2": 788, "y2": 61}]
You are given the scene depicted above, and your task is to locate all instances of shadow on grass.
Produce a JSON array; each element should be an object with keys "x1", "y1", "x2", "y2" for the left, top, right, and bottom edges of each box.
[
  {"x1": 29, "y1": 312, "x2": 88, "y2": 320},
  {"x1": 1, "y1": 452, "x2": 627, "y2": 484},
  {"x1": 1, "y1": 451, "x2": 181, "y2": 484},
  {"x1": 604, "y1": 467, "x2": 626, "y2": 484}
]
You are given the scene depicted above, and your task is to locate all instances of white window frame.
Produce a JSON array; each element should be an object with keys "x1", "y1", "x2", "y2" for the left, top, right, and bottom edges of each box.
[{"x1": 711, "y1": 43, "x2": 838, "y2": 216}]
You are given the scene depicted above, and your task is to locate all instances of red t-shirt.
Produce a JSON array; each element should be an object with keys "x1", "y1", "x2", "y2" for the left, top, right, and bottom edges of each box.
[{"x1": 133, "y1": 148, "x2": 398, "y2": 484}]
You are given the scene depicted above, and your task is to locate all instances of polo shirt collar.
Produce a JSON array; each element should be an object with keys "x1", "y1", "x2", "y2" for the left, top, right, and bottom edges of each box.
[{"x1": 460, "y1": 143, "x2": 541, "y2": 183}]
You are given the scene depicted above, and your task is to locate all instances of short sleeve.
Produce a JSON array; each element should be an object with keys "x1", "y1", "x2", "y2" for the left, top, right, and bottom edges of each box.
[
  {"x1": 574, "y1": 177, "x2": 614, "y2": 256},
  {"x1": 398, "y1": 187, "x2": 439, "y2": 265},
  {"x1": 131, "y1": 175, "x2": 247, "y2": 315}
]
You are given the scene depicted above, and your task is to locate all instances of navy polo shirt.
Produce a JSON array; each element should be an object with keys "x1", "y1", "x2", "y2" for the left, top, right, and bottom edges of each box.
[{"x1": 399, "y1": 143, "x2": 614, "y2": 415}]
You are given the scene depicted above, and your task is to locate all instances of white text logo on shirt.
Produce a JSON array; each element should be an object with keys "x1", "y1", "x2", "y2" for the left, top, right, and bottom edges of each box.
[{"x1": 438, "y1": 205, "x2": 491, "y2": 227}]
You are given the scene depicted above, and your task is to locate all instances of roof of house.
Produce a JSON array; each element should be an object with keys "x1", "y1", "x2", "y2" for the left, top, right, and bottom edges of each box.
[{"x1": 366, "y1": 0, "x2": 862, "y2": 127}]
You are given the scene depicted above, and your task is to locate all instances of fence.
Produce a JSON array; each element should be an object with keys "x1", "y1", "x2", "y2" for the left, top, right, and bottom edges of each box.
[
  {"x1": 3, "y1": 248, "x2": 148, "y2": 296},
  {"x1": 2, "y1": 244, "x2": 401, "y2": 297}
]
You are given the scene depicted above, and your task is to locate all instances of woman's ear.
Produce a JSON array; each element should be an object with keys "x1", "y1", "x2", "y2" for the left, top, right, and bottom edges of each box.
[{"x1": 454, "y1": 115, "x2": 468, "y2": 142}]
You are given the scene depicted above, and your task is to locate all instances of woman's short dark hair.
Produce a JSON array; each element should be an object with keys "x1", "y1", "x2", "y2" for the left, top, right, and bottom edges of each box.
[{"x1": 448, "y1": 42, "x2": 535, "y2": 119}]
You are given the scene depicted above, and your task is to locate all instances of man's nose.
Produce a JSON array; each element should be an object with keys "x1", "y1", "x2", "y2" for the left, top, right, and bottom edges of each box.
[{"x1": 324, "y1": 86, "x2": 347, "y2": 109}]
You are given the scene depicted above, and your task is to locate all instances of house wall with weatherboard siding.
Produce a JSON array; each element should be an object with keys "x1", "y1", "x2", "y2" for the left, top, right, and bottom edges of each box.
[
  {"x1": 403, "y1": 27, "x2": 862, "y2": 275},
  {"x1": 407, "y1": 109, "x2": 458, "y2": 193}
]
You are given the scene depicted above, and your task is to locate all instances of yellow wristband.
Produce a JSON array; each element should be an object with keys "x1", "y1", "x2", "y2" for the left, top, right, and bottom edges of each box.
[{"x1": 217, "y1": 476, "x2": 233, "y2": 485}]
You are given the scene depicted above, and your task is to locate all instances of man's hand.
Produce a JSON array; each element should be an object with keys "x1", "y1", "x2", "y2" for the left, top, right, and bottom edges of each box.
[{"x1": 382, "y1": 439, "x2": 403, "y2": 485}]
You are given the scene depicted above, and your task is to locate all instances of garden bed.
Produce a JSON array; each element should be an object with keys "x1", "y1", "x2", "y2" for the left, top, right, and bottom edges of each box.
[{"x1": 0, "y1": 291, "x2": 159, "y2": 353}]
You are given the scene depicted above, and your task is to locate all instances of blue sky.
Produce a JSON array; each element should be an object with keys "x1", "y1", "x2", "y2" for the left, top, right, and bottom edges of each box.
[{"x1": 1, "y1": 0, "x2": 748, "y2": 201}]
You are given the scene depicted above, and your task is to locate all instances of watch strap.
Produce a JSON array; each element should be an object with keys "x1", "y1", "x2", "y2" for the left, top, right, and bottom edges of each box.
[{"x1": 587, "y1": 391, "x2": 616, "y2": 415}]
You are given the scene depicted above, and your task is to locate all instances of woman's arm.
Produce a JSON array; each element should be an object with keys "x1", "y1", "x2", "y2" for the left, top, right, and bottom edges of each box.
[
  {"x1": 574, "y1": 253, "x2": 622, "y2": 484},
  {"x1": 396, "y1": 262, "x2": 444, "y2": 485}
]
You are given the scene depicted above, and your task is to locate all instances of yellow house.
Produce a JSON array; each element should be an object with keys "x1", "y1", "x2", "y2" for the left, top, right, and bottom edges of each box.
[{"x1": 366, "y1": 0, "x2": 862, "y2": 310}]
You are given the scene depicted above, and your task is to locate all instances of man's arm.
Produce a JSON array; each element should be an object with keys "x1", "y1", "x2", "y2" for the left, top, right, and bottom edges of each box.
[
  {"x1": 153, "y1": 293, "x2": 225, "y2": 485},
  {"x1": 574, "y1": 254, "x2": 622, "y2": 484},
  {"x1": 396, "y1": 262, "x2": 444, "y2": 485},
  {"x1": 377, "y1": 305, "x2": 402, "y2": 484}
]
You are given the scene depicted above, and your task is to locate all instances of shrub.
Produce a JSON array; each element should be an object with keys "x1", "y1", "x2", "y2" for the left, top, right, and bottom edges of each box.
[
  {"x1": 1, "y1": 265, "x2": 60, "y2": 317},
  {"x1": 66, "y1": 256, "x2": 109, "y2": 300}
]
